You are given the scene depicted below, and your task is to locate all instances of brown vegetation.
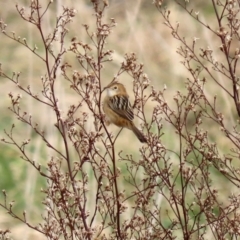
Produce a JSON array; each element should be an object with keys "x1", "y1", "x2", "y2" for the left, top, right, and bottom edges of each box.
[{"x1": 1, "y1": 0, "x2": 240, "y2": 239}]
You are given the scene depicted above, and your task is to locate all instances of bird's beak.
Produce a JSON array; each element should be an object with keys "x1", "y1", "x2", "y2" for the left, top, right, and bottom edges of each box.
[
  {"x1": 103, "y1": 81, "x2": 117, "y2": 91},
  {"x1": 102, "y1": 86, "x2": 108, "y2": 93},
  {"x1": 102, "y1": 82, "x2": 112, "y2": 92},
  {"x1": 102, "y1": 84, "x2": 110, "y2": 94}
]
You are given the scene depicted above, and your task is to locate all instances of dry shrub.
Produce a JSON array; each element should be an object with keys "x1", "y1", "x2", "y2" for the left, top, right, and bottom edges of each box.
[{"x1": 0, "y1": 0, "x2": 240, "y2": 239}]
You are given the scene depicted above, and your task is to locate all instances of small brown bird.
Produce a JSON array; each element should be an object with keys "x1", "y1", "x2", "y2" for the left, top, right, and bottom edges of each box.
[{"x1": 102, "y1": 82, "x2": 147, "y2": 143}]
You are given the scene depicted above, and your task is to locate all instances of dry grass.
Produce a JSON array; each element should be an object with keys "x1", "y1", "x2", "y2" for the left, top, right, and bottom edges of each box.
[{"x1": 0, "y1": 0, "x2": 238, "y2": 239}]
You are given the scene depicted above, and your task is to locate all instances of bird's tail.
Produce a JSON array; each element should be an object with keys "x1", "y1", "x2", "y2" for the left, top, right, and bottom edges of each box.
[{"x1": 132, "y1": 125, "x2": 147, "y2": 143}]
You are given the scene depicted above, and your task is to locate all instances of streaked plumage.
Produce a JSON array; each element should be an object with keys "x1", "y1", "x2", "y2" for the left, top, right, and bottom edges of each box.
[
  {"x1": 108, "y1": 95, "x2": 134, "y2": 121},
  {"x1": 103, "y1": 82, "x2": 147, "y2": 143}
]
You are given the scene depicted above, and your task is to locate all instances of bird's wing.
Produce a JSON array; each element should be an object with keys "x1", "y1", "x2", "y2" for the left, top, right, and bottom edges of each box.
[{"x1": 108, "y1": 95, "x2": 134, "y2": 121}]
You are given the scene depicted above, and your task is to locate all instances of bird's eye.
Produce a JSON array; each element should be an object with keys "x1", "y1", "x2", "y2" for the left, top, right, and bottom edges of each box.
[{"x1": 113, "y1": 86, "x2": 118, "y2": 90}]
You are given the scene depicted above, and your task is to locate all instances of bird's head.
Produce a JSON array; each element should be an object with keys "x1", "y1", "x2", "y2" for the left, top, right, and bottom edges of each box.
[{"x1": 103, "y1": 82, "x2": 127, "y2": 97}]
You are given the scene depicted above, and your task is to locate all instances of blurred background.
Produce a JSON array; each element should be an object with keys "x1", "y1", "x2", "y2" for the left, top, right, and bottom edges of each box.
[{"x1": 0, "y1": 0, "x2": 237, "y2": 239}]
